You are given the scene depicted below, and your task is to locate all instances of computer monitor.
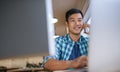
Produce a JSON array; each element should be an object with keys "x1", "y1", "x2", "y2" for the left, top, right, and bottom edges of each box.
[
  {"x1": 89, "y1": 0, "x2": 120, "y2": 72},
  {"x1": 0, "y1": 0, "x2": 55, "y2": 59}
]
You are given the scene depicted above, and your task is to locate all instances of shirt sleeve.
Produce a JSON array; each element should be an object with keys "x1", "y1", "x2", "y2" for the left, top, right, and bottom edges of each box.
[
  {"x1": 84, "y1": 36, "x2": 89, "y2": 56},
  {"x1": 85, "y1": 36, "x2": 89, "y2": 42},
  {"x1": 42, "y1": 37, "x2": 62, "y2": 67},
  {"x1": 54, "y1": 37, "x2": 62, "y2": 60}
]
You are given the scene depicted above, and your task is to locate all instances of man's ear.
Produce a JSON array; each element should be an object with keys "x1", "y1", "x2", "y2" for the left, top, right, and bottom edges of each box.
[
  {"x1": 66, "y1": 22, "x2": 69, "y2": 33},
  {"x1": 66, "y1": 22, "x2": 68, "y2": 27}
]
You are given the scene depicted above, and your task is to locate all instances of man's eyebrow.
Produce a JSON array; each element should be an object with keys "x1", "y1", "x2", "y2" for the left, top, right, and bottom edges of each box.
[
  {"x1": 69, "y1": 18, "x2": 74, "y2": 20},
  {"x1": 78, "y1": 18, "x2": 82, "y2": 19},
  {"x1": 69, "y1": 18, "x2": 82, "y2": 19}
]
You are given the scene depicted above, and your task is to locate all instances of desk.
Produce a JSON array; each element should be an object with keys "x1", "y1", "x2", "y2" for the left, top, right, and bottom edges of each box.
[
  {"x1": 7, "y1": 67, "x2": 49, "y2": 72},
  {"x1": 7, "y1": 67, "x2": 88, "y2": 72},
  {"x1": 54, "y1": 67, "x2": 88, "y2": 72},
  {"x1": 0, "y1": 67, "x2": 19, "y2": 72}
]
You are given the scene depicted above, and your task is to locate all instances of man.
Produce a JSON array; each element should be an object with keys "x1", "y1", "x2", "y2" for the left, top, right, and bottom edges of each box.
[{"x1": 43, "y1": 8, "x2": 88, "y2": 71}]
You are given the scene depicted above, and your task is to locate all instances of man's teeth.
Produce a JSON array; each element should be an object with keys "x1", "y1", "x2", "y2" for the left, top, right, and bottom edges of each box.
[{"x1": 75, "y1": 27, "x2": 80, "y2": 29}]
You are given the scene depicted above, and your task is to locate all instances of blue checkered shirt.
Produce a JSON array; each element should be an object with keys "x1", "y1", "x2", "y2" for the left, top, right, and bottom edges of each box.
[{"x1": 42, "y1": 34, "x2": 88, "y2": 65}]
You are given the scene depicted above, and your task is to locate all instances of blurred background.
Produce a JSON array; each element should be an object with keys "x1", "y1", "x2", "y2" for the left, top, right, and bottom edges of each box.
[{"x1": 52, "y1": 0, "x2": 90, "y2": 36}]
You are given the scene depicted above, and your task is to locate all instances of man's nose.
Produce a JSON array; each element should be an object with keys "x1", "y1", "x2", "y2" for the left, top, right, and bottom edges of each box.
[{"x1": 75, "y1": 21, "x2": 80, "y2": 25}]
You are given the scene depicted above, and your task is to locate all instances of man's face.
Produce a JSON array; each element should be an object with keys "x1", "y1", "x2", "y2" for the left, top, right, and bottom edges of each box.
[{"x1": 67, "y1": 13, "x2": 83, "y2": 35}]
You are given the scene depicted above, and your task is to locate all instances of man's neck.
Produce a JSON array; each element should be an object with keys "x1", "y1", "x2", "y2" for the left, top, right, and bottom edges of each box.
[{"x1": 69, "y1": 33, "x2": 80, "y2": 42}]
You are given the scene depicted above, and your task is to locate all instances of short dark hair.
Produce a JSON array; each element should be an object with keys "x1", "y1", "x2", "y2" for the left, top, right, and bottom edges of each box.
[{"x1": 65, "y1": 8, "x2": 83, "y2": 22}]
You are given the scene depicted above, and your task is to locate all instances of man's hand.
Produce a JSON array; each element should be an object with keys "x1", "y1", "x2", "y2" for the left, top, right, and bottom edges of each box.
[
  {"x1": 83, "y1": 23, "x2": 90, "y2": 34},
  {"x1": 70, "y1": 55, "x2": 88, "y2": 69}
]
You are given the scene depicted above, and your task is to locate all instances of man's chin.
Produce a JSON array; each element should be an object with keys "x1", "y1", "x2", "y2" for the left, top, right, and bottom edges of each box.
[
  {"x1": 73, "y1": 32, "x2": 81, "y2": 35},
  {"x1": 74, "y1": 31, "x2": 82, "y2": 35},
  {"x1": 70, "y1": 30, "x2": 82, "y2": 35}
]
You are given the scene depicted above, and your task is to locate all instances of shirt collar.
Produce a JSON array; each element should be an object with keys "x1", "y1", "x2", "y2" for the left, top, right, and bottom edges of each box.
[{"x1": 66, "y1": 34, "x2": 83, "y2": 44}]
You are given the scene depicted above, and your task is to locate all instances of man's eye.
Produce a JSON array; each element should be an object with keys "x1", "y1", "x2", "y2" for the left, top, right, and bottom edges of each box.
[
  {"x1": 78, "y1": 20, "x2": 82, "y2": 22},
  {"x1": 71, "y1": 20, "x2": 75, "y2": 22}
]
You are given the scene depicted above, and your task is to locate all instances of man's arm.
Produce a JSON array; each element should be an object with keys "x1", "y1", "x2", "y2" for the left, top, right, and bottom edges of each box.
[
  {"x1": 44, "y1": 58, "x2": 71, "y2": 70},
  {"x1": 44, "y1": 56, "x2": 87, "y2": 71},
  {"x1": 83, "y1": 23, "x2": 90, "y2": 34}
]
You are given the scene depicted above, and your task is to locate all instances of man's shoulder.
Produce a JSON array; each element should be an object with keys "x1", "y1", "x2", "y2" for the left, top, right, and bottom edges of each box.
[
  {"x1": 55, "y1": 34, "x2": 68, "y2": 42},
  {"x1": 80, "y1": 35, "x2": 89, "y2": 42}
]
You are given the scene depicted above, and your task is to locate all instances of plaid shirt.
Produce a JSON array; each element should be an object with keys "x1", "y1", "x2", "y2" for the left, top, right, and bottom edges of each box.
[{"x1": 42, "y1": 34, "x2": 88, "y2": 65}]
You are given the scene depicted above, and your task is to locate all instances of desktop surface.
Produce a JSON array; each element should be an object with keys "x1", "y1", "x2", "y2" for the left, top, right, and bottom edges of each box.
[{"x1": 54, "y1": 67, "x2": 88, "y2": 72}]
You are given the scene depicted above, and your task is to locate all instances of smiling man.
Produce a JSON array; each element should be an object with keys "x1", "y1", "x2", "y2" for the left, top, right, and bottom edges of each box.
[{"x1": 43, "y1": 8, "x2": 88, "y2": 71}]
